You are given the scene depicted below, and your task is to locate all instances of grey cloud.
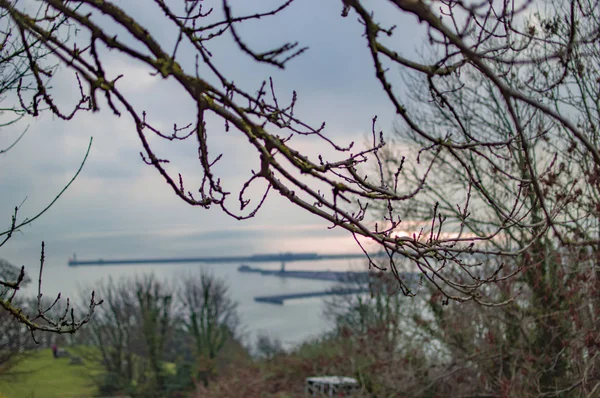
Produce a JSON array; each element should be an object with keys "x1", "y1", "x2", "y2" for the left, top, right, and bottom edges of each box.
[{"x1": 1, "y1": 0, "x2": 422, "y2": 280}]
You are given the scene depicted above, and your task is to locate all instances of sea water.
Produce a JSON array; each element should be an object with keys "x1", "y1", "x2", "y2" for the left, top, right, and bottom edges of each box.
[{"x1": 21, "y1": 257, "x2": 369, "y2": 350}]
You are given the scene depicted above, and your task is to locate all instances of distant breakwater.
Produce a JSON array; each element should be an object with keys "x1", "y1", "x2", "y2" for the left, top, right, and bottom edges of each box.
[
  {"x1": 254, "y1": 288, "x2": 370, "y2": 305},
  {"x1": 68, "y1": 252, "x2": 386, "y2": 266},
  {"x1": 238, "y1": 264, "x2": 420, "y2": 284},
  {"x1": 240, "y1": 265, "x2": 422, "y2": 305},
  {"x1": 238, "y1": 264, "x2": 371, "y2": 283}
]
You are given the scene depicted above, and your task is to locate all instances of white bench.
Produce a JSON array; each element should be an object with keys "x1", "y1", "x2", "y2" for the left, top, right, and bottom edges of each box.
[{"x1": 304, "y1": 376, "x2": 360, "y2": 397}]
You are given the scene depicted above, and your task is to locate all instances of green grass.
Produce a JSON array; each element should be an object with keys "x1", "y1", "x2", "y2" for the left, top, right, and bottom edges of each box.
[{"x1": 0, "y1": 348, "x2": 101, "y2": 398}]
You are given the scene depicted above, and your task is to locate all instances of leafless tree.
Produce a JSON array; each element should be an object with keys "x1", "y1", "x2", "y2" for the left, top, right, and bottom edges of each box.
[
  {"x1": 178, "y1": 269, "x2": 241, "y2": 386},
  {"x1": 0, "y1": 0, "x2": 101, "y2": 333},
  {"x1": 323, "y1": 252, "x2": 600, "y2": 396},
  {"x1": 82, "y1": 275, "x2": 174, "y2": 397},
  {"x1": 79, "y1": 271, "x2": 240, "y2": 395},
  {"x1": 369, "y1": 0, "x2": 600, "y2": 393},
  {"x1": 326, "y1": 270, "x2": 406, "y2": 351},
  {"x1": 254, "y1": 333, "x2": 285, "y2": 360},
  {"x1": 0, "y1": 259, "x2": 34, "y2": 377},
  {"x1": 82, "y1": 277, "x2": 139, "y2": 395},
  {"x1": 0, "y1": 228, "x2": 101, "y2": 336},
  {"x1": 0, "y1": 0, "x2": 596, "y2": 304}
]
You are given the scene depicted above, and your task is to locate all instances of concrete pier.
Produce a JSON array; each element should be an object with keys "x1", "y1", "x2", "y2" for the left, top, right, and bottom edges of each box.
[{"x1": 254, "y1": 288, "x2": 369, "y2": 305}]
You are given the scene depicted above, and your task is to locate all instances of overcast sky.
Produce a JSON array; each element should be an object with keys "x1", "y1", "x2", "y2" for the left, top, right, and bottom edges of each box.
[{"x1": 0, "y1": 1, "x2": 426, "y2": 273}]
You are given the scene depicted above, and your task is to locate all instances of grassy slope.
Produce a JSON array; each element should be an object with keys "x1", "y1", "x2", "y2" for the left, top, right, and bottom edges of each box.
[{"x1": 0, "y1": 348, "x2": 100, "y2": 398}]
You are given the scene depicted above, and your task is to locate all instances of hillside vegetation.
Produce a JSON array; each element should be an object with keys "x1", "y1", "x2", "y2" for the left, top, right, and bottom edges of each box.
[{"x1": 0, "y1": 348, "x2": 99, "y2": 398}]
